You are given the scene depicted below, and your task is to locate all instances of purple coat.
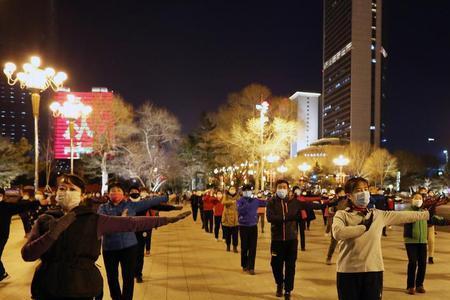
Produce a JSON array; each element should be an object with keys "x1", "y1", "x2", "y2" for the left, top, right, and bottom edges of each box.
[{"x1": 237, "y1": 197, "x2": 267, "y2": 226}]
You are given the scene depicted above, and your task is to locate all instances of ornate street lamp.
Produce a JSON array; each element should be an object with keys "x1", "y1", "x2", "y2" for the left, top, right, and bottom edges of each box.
[
  {"x1": 333, "y1": 154, "x2": 350, "y2": 185},
  {"x1": 298, "y1": 162, "x2": 312, "y2": 178},
  {"x1": 50, "y1": 94, "x2": 92, "y2": 174},
  {"x1": 3, "y1": 56, "x2": 67, "y2": 191}
]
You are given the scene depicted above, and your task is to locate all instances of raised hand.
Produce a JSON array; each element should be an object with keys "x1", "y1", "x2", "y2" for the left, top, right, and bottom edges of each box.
[
  {"x1": 167, "y1": 211, "x2": 192, "y2": 223},
  {"x1": 360, "y1": 211, "x2": 374, "y2": 232}
]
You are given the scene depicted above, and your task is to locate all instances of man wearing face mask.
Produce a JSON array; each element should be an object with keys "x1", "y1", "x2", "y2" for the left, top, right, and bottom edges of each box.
[
  {"x1": 236, "y1": 184, "x2": 267, "y2": 275},
  {"x1": 267, "y1": 180, "x2": 304, "y2": 300},
  {"x1": 333, "y1": 177, "x2": 434, "y2": 300},
  {"x1": 22, "y1": 174, "x2": 190, "y2": 300},
  {"x1": 98, "y1": 183, "x2": 177, "y2": 300},
  {"x1": 403, "y1": 193, "x2": 450, "y2": 295},
  {"x1": 129, "y1": 186, "x2": 182, "y2": 283},
  {"x1": 0, "y1": 188, "x2": 45, "y2": 282}
]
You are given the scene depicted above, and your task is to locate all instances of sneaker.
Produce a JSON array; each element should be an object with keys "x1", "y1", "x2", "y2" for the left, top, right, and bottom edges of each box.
[
  {"x1": 428, "y1": 257, "x2": 434, "y2": 264},
  {"x1": 0, "y1": 273, "x2": 9, "y2": 282},
  {"x1": 248, "y1": 269, "x2": 256, "y2": 275},
  {"x1": 136, "y1": 276, "x2": 143, "y2": 283},
  {"x1": 416, "y1": 286, "x2": 426, "y2": 293},
  {"x1": 326, "y1": 258, "x2": 332, "y2": 265},
  {"x1": 284, "y1": 291, "x2": 291, "y2": 300},
  {"x1": 276, "y1": 285, "x2": 283, "y2": 297},
  {"x1": 407, "y1": 288, "x2": 415, "y2": 295}
]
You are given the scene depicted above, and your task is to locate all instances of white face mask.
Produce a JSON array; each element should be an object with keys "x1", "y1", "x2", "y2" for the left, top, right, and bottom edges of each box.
[
  {"x1": 294, "y1": 190, "x2": 301, "y2": 196},
  {"x1": 353, "y1": 191, "x2": 370, "y2": 208},
  {"x1": 277, "y1": 189, "x2": 288, "y2": 199},
  {"x1": 56, "y1": 190, "x2": 81, "y2": 211},
  {"x1": 412, "y1": 199, "x2": 423, "y2": 208},
  {"x1": 243, "y1": 191, "x2": 253, "y2": 198}
]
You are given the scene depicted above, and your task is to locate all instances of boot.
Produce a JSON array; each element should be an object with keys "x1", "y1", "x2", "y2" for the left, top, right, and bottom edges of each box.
[
  {"x1": 284, "y1": 291, "x2": 291, "y2": 300},
  {"x1": 416, "y1": 286, "x2": 426, "y2": 293},
  {"x1": 233, "y1": 246, "x2": 238, "y2": 253},
  {"x1": 407, "y1": 288, "x2": 415, "y2": 295},
  {"x1": 428, "y1": 257, "x2": 434, "y2": 264},
  {"x1": 226, "y1": 244, "x2": 231, "y2": 252},
  {"x1": 276, "y1": 285, "x2": 283, "y2": 297},
  {"x1": 326, "y1": 257, "x2": 332, "y2": 265}
]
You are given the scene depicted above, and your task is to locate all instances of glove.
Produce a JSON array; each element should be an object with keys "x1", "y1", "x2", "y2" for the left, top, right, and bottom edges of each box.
[
  {"x1": 360, "y1": 211, "x2": 374, "y2": 232},
  {"x1": 167, "y1": 211, "x2": 192, "y2": 223},
  {"x1": 48, "y1": 212, "x2": 76, "y2": 240}
]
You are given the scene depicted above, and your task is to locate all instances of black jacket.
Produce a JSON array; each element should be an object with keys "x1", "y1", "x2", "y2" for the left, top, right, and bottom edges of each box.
[
  {"x1": 266, "y1": 196, "x2": 303, "y2": 241},
  {"x1": 0, "y1": 200, "x2": 39, "y2": 238},
  {"x1": 31, "y1": 206, "x2": 102, "y2": 299}
]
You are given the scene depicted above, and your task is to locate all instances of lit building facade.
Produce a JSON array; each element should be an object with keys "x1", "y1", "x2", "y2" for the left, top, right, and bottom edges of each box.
[
  {"x1": 322, "y1": 0, "x2": 384, "y2": 146},
  {"x1": 0, "y1": 78, "x2": 33, "y2": 142},
  {"x1": 289, "y1": 91, "x2": 321, "y2": 156}
]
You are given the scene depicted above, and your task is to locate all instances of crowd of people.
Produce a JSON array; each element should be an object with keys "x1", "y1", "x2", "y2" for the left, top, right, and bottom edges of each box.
[
  {"x1": 0, "y1": 172, "x2": 449, "y2": 299},
  {"x1": 189, "y1": 179, "x2": 449, "y2": 300}
]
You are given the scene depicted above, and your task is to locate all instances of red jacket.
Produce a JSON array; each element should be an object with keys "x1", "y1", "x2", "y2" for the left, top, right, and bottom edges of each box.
[
  {"x1": 214, "y1": 201, "x2": 224, "y2": 216},
  {"x1": 203, "y1": 195, "x2": 217, "y2": 211}
]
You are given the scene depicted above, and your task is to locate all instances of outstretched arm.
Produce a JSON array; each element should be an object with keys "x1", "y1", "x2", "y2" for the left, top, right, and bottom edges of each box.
[
  {"x1": 382, "y1": 210, "x2": 429, "y2": 226},
  {"x1": 129, "y1": 196, "x2": 169, "y2": 213}
]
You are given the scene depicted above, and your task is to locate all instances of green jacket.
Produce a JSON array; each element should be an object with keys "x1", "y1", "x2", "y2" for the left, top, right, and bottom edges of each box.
[{"x1": 404, "y1": 207, "x2": 449, "y2": 244}]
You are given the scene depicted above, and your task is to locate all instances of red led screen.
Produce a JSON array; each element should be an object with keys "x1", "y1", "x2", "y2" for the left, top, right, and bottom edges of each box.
[{"x1": 53, "y1": 91, "x2": 114, "y2": 159}]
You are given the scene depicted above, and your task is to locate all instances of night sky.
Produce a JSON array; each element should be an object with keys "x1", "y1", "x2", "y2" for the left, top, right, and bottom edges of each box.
[{"x1": 1, "y1": 0, "x2": 449, "y2": 156}]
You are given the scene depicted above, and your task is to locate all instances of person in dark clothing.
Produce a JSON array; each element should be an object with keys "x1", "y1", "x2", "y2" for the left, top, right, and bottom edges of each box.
[
  {"x1": 0, "y1": 188, "x2": 46, "y2": 281},
  {"x1": 237, "y1": 184, "x2": 267, "y2": 275},
  {"x1": 190, "y1": 190, "x2": 201, "y2": 222},
  {"x1": 98, "y1": 183, "x2": 179, "y2": 300},
  {"x1": 267, "y1": 180, "x2": 304, "y2": 300},
  {"x1": 325, "y1": 187, "x2": 348, "y2": 265},
  {"x1": 129, "y1": 186, "x2": 182, "y2": 283},
  {"x1": 21, "y1": 174, "x2": 190, "y2": 300},
  {"x1": 18, "y1": 186, "x2": 35, "y2": 236}
]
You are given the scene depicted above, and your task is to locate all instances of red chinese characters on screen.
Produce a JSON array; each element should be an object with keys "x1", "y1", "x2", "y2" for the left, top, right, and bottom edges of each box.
[{"x1": 53, "y1": 91, "x2": 114, "y2": 159}]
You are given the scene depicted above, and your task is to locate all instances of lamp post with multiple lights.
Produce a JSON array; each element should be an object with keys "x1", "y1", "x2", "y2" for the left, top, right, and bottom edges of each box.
[
  {"x1": 333, "y1": 154, "x2": 350, "y2": 185},
  {"x1": 256, "y1": 101, "x2": 269, "y2": 190},
  {"x1": 3, "y1": 56, "x2": 67, "y2": 190}
]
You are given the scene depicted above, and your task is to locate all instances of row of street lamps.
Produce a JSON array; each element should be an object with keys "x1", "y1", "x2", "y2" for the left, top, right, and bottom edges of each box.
[{"x1": 3, "y1": 56, "x2": 91, "y2": 190}]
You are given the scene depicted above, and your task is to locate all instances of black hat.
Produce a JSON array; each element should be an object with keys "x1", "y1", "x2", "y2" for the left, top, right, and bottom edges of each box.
[{"x1": 242, "y1": 184, "x2": 253, "y2": 191}]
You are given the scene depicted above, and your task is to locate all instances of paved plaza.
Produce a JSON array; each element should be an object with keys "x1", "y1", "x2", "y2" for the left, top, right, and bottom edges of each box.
[{"x1": 2, "y1": 209, "x2": 450, "y2": 299}]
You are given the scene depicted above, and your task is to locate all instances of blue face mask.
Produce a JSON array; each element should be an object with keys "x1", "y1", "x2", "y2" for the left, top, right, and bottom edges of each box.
[{"x1": 353, "y1": 191, "x2": 370, "y2": 208}]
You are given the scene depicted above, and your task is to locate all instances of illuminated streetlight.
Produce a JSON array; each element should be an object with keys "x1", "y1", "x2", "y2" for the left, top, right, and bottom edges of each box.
[
  {"x1": 50, "y1": 94, "x2": 92, "y2": 174},
  {"x1": 298, "y1": 162, "x2": 311, "y2": 177},
  {"x1": 3, "y1": 56, "x2": 67, "y2": 191},
  {"x1": 256, "y1": 100, "x2": 269, "y2": 190},
  {"x1": 277, "y1": 165, "x2": 288, "y2": 174},
  {"x1": 333, "y1": 155, "x2": 350, "y2": 184}
]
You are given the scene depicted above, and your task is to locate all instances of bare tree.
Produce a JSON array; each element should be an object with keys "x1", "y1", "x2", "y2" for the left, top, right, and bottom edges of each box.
[
  {"x1": 363, "y1": 148, "x2": 398, "y2": 187},
  {"x1": 346, "y1": 142, "x2": 373, "y2": 177}
]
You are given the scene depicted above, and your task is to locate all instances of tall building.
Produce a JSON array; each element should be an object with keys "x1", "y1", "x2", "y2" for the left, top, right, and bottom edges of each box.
[
  {"x1": 289, "y1": 91, "x2": 321, "y2": 156},
  {"x1": 322, "y1": 0, "x2": 384, "y2": 146},
  {"x1": 0, "y1": 78, "x2": 33, "y2": 143}
]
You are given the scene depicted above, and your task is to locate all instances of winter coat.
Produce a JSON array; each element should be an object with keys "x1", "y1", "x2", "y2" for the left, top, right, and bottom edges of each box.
[
  {"x1": 266, "y1": 196, "x2": 303, "y2": 241},
  {"x1": 237, "y1": 197, "x2": 267, "y2": 226},
  {"x1": 202, "y1": 195, "x2": 217, "y2": 211},
  {"x1": 222, "y1": 193, "x2": 239, "y2": 227},
  {"x1": 404, "y1": 207, "x2": 450, "y2": 244},
  {"x1": 214, "y1": 201, "x2": 224, "y2": 217},
  {"x1": 97, "y1": 196, "x2": 167, "y2": 251}
]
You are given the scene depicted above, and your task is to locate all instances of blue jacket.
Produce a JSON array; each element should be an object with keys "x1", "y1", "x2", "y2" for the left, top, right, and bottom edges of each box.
[
  {"x1": 98, "y1": 196, "x2": 168, "y2": 251},
  {"x1": 237, "y1": 197, "x2": 266, "y2": 226}
]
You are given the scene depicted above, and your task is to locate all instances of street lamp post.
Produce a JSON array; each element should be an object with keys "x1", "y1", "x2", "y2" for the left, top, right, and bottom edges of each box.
[
  {"x1": 3, "y1": 56, "x2": 67, "y2": 191},
  {"x1": 50, "y1": 94, "x2": 92, "y2": 174},
  {"x1": 266, "y1": 153, "x2": 280, "y2": 190},
  {"x1": 333, "y1": 155, "x2": 350, "y2": 185},
  {"x1": 256, "y1": 101, "x2": 269, "y2": 190},
  {"x1": 298, "y1": 162, "x2": 311, "y2": 178}
]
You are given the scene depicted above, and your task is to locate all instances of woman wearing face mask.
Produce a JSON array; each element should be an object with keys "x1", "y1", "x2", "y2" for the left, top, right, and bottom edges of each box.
[
  {"x1": 236, "y1": 184, "x2": 267, "y2": 275},
  {"x1": 267, "y1": 180, "x2": 305, "y2": 300},
  {"x1": 333, "y1": 177, "x2": 433, "y2": 300},
  {"x1": 403, "y1": 193, "x2": 450, "y2": 295},
  {"x1": 129, "y1": 186, "x2": 182, "y2": 283},
  {"x1": 222, "y1": 186, "x2": 240, "y2": 252},
  {"x1": 97, "y1": 183, "x2": 178, "y2": 300},
  {"x1": 22, "y1": 174, "x2": 190, "y2": 300}
]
